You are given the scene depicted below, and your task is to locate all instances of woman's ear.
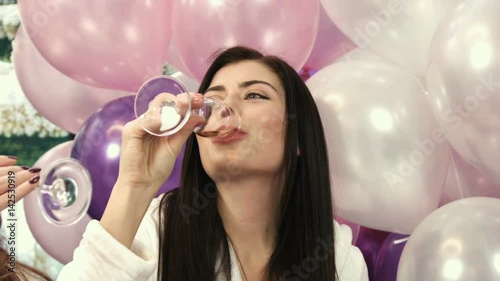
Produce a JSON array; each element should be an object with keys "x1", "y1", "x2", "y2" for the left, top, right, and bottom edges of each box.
[{"x1": 297, "y1": 147, "x2": 301, "y2": 156}]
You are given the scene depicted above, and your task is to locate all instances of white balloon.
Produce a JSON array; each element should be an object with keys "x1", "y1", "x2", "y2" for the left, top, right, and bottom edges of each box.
[
  {"x1": 426, "y1": 0, "x2": 500, "y2": 181},
  {"x1": 398, "y1": 197, "x2": 500, "y2": 281},
  {"x1": 321, "y1": 0, "x2": 465, "y2": 77},
  {"x1": 307, "y1": 60, "x2": 449, "y2": 234}
]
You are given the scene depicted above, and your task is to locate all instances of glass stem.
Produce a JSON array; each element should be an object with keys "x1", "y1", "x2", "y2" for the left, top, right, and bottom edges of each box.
[{"x1": 40, "y1": 178, "x2": 77, "y2": 208}]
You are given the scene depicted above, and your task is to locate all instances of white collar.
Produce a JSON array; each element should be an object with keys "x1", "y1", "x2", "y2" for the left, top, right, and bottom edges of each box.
[{"x1": 215, "y1": 239, "x2": 243, "y2": 281}]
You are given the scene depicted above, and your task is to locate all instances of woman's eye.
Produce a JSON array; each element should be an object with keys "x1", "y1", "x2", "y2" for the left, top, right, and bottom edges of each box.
[{"x1": 245, "y1": 92, "x2": 269, "y2": 100}]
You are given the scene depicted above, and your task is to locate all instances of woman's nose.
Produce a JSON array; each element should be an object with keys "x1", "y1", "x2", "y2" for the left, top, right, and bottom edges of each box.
[
  {"x1": 220, "y1": 95, "x2": 241, "y2": 116},
  {"x1": 219, "y1": 107, "x2": 231, "y2": 119}
]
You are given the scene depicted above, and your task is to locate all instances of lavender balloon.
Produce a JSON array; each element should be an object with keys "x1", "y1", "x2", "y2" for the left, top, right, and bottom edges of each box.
[
  {"x1": 71, "y1": 96, "x2": 183, "y2": 220},
  {"x1": 355, "y1": 227, "x2": 390, "y2": 280},
  {"x1": 373, "y1": 233, "x2": 409, "y2": 281}
]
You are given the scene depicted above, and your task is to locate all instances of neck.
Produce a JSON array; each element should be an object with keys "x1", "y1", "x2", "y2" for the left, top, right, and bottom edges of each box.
[{"x1": 216, "y1": 174, "x2": 283, "y2": 261}]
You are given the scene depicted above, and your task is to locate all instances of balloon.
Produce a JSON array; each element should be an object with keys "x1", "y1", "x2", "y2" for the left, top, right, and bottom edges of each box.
[
  {"x1": 165, "y1": 38, "x2": 195, "y2": 80},
  {"x1": 71, "y1": 96, "x2": 183, "y2": 220},
  {"x1": 334, "y1": 48, "x2": 428, "y2": 88},
  {"x1": 355, "y1": 227, "x2": 390, "y2": 280},
  {"x1": 302, "y1": 3, "x2": 355, "y2": 72},
  {"x1": 12, "y1": 26, "x2": 132, "y2": 134},
  {"x1": 24, "y1": 141, "x2": 92, "y2": 264},
  {"x1": 170, "y1": 71, "x2": 201, "y2": 93},
  {"x1": 397, "y1": 197, "x2": 500, "y2": 281},
  {"x1": 426, "y1": 0, "x2": 500, "y2": 181},
  {"x1": 307, "y1": 60, "x2": 449, "y2": 234},
  {"x1": 321, "y1": 0, "x2": 464, "y2": 77},
  {"x1": 18, "y1": 0, "x2": 172, "y2": 92},
  {"x1": 172, "y1": 0, "x2": 320, "y2": 81},
  {"x1": 334, "y1": 47, "x2": 398, "y2": 67},
  {"x1": 374, "y1": 233, "x2": 409, "y2": 281},
  {"x1": 440, "y1": 147, "x2": 500, "y2": 206}
]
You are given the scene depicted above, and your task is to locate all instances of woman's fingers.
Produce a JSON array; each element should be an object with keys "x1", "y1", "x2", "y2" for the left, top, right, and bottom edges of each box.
[
  {"x1": 167, "y1": 112, "x2": 206, "y2": 151},
  {"x1": 0, "y1": 174, "x2": 40, "y2": 211},
  {"x1": 0, "y1": 155, "x2": 18, "y2": 167},
  {"x1": 175, "y1": 92, "x2": 204, "y2": 113},
  {"x1": 0, "y1": 168, "x2": 41, "y2": 195},
  {"x1": 136, "y1": 92, "x2": 205, "y2": 137},
  {"x1": 0, "y1": 166, "x2": 29, "y2": 176}
]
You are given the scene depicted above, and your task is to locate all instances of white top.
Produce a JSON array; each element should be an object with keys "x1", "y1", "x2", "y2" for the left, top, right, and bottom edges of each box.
[{"x1": 56, "y1": 197, "x2": 368, "y2": 281}]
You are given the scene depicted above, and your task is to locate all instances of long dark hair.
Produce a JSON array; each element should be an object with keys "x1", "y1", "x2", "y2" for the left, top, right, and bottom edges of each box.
[{"x1": 158, "y1": 46, "x2": 337, "y2": 281}]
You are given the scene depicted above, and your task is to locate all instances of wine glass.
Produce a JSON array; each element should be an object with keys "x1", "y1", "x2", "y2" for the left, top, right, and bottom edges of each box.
[
  {"x1": 37, "y1": 158, "x2": 92, "y2": 226},
  {"x1": 134, "y1": 75, "x2": 241, "y2": 138}
]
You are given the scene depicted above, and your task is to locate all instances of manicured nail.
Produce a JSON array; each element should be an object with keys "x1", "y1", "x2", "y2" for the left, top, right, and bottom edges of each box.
[
  {"x1": 6, "y1": 156, "x2": 17, "y2": 160},
  {"x1": 21, "y1": 166, "x2": 30, "y2": 170},
  {"x1": 29, "y1": 175, "x2": 40, "y2": 184},
  {"x1": 28, "y1": 167, "x2": 41, "y2": 173}
]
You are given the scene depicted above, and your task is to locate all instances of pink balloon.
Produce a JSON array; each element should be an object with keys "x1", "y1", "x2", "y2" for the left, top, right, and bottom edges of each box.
[
  {"x1": 13, "y1": 27, "x2": 132, "y2": 134},
  {"x1": 165, "y1": 38, "x2": 195, "y2": 80},
  {"x1": 302, "y1": 3, "x2": 355, "y2": 72},
  {"x1": 24, "y1": 141, "x2": 92, "y2": 265},
  {"x1": 18, "y1": 0, "x2": 172, "y2": 92},
  {"x1": 172, "y1": 0, "x2": 320, "y2": 81},
  {"x1": 440, "y1": 146, "x2": 500, "y2": 206}
]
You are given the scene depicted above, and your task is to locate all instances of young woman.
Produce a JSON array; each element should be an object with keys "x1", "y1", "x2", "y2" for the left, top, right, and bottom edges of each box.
[{"x1": 57, "y1": 46, "x2": 368, "y2": 281}]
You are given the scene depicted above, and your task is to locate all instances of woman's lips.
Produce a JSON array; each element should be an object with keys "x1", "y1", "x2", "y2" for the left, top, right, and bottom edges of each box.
[{"x1": 211, "y1": 129, "x2": 247, "y2": 143}]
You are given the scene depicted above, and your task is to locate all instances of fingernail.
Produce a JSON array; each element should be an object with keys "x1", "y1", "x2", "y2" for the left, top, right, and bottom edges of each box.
[
  {"x1": 28, "y1": 167, "x2": 41, "y2": 173},
  {"x1": 21, "y1": 166, "x2": 30, "y2": 170},
  {"x1": 29, "y1": 175, "x2": 40, "y2": 184},
  {"x1": 6, "y1": 156, "x2": 17, "y2": 160}
]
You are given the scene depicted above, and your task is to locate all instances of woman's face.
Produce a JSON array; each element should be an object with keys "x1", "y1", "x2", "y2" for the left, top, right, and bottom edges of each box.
[{"x1": 197, "y1": 60, "x2": 287, "y2": 182}]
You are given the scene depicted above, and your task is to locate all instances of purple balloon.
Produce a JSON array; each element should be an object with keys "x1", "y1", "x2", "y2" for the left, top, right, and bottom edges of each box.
[
  {"x1": 355, "y1": 226, "x2": 391, "y2": 280},
  {"x1": 71, "y1": 96, "x2": 183, "y2": 220},
  {"x1": 373, "y1": 233, "x2": 409, "y2": 281}
]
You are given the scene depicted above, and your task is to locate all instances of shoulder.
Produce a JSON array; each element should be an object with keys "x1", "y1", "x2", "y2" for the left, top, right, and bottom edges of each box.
[{"x1": 334, "y1": 220, "x2": 369, "y2": 281}]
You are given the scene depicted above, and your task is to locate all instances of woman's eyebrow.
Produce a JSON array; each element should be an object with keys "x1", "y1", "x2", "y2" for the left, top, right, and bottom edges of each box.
[
  {"x1": 239, "y1": 80, "x2": 278, "y2": 92},
  {"x1": 205, "y1": 80, "x2": 278, "y2": 94},
  {"x1": 205, "y1": 85, "x2": 225, "y2": 93}
]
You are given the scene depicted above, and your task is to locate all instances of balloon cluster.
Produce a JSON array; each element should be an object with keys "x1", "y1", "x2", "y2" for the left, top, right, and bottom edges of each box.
[
  {"x1": 12, "y1": 0, "x2": 500, "y2": 280},
  {"x1": 309, "y1": 0, "x2": 500, "y2": 280}
]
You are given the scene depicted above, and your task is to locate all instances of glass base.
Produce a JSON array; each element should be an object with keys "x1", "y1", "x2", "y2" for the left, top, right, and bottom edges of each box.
[{"x1": 38, "y1": 158, "x2": 92, "y2": 226}]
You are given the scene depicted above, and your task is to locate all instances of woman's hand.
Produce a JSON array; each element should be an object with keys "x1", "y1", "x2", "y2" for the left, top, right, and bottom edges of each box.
[
  {"x1": 0, "y1": 155, "x2": 41, "y2": 211},
  {"x1": 101, "y1": 92, "x2": 204, "y2": 248},
  {"x1": 115, "y1": 92, "x2": 205, "y2": 196}
]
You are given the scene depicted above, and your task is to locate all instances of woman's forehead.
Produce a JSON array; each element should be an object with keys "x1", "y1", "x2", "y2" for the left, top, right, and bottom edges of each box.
[{"x1": 211, "y1": 61, "x2": 282, "y2": 89}]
